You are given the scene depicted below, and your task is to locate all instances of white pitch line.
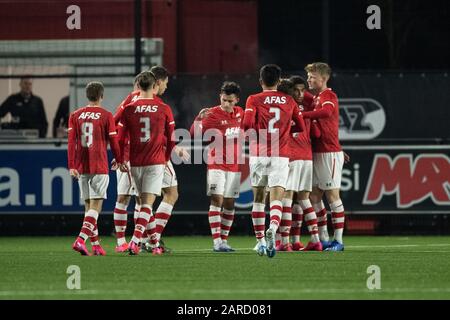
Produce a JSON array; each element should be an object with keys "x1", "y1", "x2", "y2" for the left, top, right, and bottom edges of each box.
[
  {"x1": 0, "y1": 289, "x2": 131, "y2": 297},
  {"x1": 189, "y1": 288, "x2": 450, "y2": 295},
  {"x1": 2, "y1": 288, "x2": 449, "y2": 297}
]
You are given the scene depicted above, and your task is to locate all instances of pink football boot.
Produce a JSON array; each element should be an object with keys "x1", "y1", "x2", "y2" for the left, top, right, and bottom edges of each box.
[
  {"x1": 128, "y1": 241, "x2": 140, "y2": 255},
  {"x1": 72, "y1": 237, "x2": 91, "y2": 256},
  {"x1": 92, "y1": 244, "x2": 106, "y2": 256},
  {"x1": 303, "y1": 241, "x2": 323, "y2": 251},
  {"x1": 115, "y1": 242, "x2": 129, "y2": 253},
  {"x1": 291, "y1": 242, "x2": 305, "y2": 251}
]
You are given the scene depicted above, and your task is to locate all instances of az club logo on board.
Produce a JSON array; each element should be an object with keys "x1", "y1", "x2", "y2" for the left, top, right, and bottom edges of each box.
[{"x1": 339, "y1": 98, "x2": 386, "y2": 140}]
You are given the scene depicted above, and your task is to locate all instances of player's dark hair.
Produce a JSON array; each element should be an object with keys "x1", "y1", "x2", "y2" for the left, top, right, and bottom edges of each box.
[
  {"x1": 277, "y1": 79, "x2": 295, "y2": 96},
  {"x1": 150, "y1": 65, "x2": 170, "y2": 80},
  {"x1": 135, "y1": 71, "x2": 156, "y2": 91},
  {"x1": 220, "y1": 81, "x2": 241, "y2": 97},
  {"x1": 260, "y1": 64, "x2": 281, "y2": 87},
  {"x1": 20, "y1": 75, "x2": 33, "y2": 82},
  {"x1": 289, "y1": 75, "x2": 307, "y2": 88},
  {"x1": 85, "y1": 81, "x2": 104, "y2": 101}
]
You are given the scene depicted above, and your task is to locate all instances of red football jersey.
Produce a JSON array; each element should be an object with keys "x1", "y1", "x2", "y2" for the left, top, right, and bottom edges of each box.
[
  {"x1": 118, "y1": 97, "x2": 175, "y2": 166},
  {"x1": 289, "y1": 95, "x2": 316, "y2": 161},
  {"x1": 114, "y1": 90, "x2": 140, "y2": 124},
  {"x1": 190, "y1": 106, "x2": 244, "y2": 172},
  {"x1": 153, "y1": 95, "x2": 164, "y2": 104},
  {"x1": 243, "y1": 90, "x2": 305, "y2": 158},
  {"x1": 114, "y1": 90, "x2": 140, "y2": 162},
  {"x1": 305, "y1": 88, "x2": 341, "y2": 153},
  {"x1": 289, "y1": 111, "x2": 312, "y2": 161},
  {"x1": 114, "y1": 91, "x2": 164, "y2": 124},
  {"x1": 153, "y1": 95, "x2": 168, "y2": 144},
  {"x1": 67, "y1": 106, "x2": 118, "y2": 174}
]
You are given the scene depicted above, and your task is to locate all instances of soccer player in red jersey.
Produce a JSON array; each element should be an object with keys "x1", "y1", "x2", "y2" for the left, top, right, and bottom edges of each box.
[
  {"x1": 273, "y1": 79, "x2": 296, "y2": 251},
  {"x1": 117, "y1": 71, "x2": 176, "y2": 255},
  {"x1": 68, "y1": 81, "x2": 124, "y2": 256},
  {"x1": 141, "y1": 66, "x2": 189, "y2": 253},
  {"x1": 275, "y1": 77, "x2": 323, "y2": 252},
  {"x1": 301, "y1": 62, "x2": 346, "y2": 251},
  {"x1": 112, "y1": 66, "x2": 187, "y2": 253},
  {"x1": 190, "y1": 82, "x2": 244, "y2": 252},
  {"x1": 242, "y1": 64, "x2": 305, "y2": 258},
  {"x1": 111, "y1": 79, "x2": 141, "y2": 253}
]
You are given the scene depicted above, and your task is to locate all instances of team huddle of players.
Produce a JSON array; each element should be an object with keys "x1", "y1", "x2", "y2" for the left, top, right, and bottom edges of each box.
[{"x1": 68, "y1": 63, "x2": 346, "y2": 257}]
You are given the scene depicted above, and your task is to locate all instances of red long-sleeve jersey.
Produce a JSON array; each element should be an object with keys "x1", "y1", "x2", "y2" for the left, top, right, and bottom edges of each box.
[
  {"x1": 67, "y1": 105, "x2": 121, "y2": 174},
  {"x1": 190, "y1": 105, "x2": 244, "y2": 172},
  {"x1": 242, "y1": 90, "x2": 305, "y2": 158},
  {"x1": 113, "y1": 90, "x2": 140, "y2": 162},
  {"x1": 118, "y1": 98, "x2": 175, "y2": 166},
  {"x1": 302, "y1": 88, "x2": 341, "y2": 153},
  {"x1": 288, "y1": 92, "x2": 320, "y2": 161}
]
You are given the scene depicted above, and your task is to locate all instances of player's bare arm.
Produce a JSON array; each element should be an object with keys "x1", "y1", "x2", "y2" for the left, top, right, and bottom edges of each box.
[
  {"x1": 174, "y1": 145, "x2": 191, "y2": 161},
  {"x1": 198, "y1": 107, "x2": 212, "y2": 119},
  {"x1": 343, "y1": 151, "x2": 350, "y2": 163},
  {"x1": 69, "y1": 168, "x2": 80, "y2": 179}
]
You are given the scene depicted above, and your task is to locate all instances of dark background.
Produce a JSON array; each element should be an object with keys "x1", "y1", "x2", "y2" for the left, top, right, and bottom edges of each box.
[
  {"x1": 259, "y1": 0, "x2": 450, "y2": 71},
  {"x1": 1, "y1": 0, "x2": 449, "y2": 73}
]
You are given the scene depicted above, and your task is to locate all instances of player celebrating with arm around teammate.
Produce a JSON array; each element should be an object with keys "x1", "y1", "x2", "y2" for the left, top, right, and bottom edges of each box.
[
  {"x1": 69, "y1": 81, "x2": 124, "y2": 256},
  {"x1": 274, "y1": 78, "x2": 322, "y2": 252},
  {"x1": 242, "y1": 64, "x2": 306, "y2": 258},
  {"x1": 111, "y1": 79, "x2": 141, "y2": 253},
  {"x1": 118, "y1": 71, "x2": 176, "y2": 255},
  {"x1": 190, "y1": 82, "x2": 244, "y2": 252},
  {"x1": 142, "y1": 66, "x2": 189, "y2": 253},
  {"x1": 112, "y1": 66, "x2": 186, "y2": 253},
  {"x1": 302, "y1": 62, "x2": 346, "y2": 251}
]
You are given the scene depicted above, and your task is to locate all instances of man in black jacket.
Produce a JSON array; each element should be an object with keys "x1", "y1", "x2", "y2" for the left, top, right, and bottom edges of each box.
[
  {"x1": 0, "y1": 77, "x2": 48, "y2": 138},
  {"x1": 53, "y1": 95, "x2": 69, "y2": 138}
]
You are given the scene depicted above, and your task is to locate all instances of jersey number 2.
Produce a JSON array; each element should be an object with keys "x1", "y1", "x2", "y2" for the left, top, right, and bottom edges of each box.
[{"x1": 268, "y1": 107, "x2": 280, "y2": 133}]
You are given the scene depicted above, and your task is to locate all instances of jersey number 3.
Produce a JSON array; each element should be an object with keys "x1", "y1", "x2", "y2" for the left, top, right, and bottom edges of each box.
[{"x1": 140, "y1": 117, "x2": 151, "y2": 142}]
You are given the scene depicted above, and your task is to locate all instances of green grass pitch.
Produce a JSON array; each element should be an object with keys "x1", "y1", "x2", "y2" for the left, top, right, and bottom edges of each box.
[{"x1": 1, "y1": 236, "x2": 450, "y2": 300}]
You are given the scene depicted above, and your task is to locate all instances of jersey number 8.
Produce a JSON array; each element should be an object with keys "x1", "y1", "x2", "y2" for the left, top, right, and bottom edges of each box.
[{"x1": 81, "y1": 122, "x2": 93, "y2": 147}]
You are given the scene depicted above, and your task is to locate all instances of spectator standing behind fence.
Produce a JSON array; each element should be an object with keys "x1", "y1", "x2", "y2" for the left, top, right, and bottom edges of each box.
[
  {"x1": 53, "y1": 95, "x2": 69, "y2": 138},
  {"x1": 0, "y1": 77, "x2": 48, "y2": 138}
]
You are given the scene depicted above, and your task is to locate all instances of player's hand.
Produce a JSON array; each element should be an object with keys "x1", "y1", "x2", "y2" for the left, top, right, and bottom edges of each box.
[
  {"x1": 344, "y1": 151, "x2": 351, "y2": 163},
  {"x1": 119, "y1": 163, "x2": 130, "y2": 172},
  {"x1": 175, "y1": 146, "x2": 191, "y2": 161},
  {"x1": 111, "y1": 158, "x2": 118, "y2": 170},
  {"x1": 198, "y1": 107, "x2": 211, "y2": 119},
  {"x1": 69, "y1": 169, "x2": 80, "y2": 180}
]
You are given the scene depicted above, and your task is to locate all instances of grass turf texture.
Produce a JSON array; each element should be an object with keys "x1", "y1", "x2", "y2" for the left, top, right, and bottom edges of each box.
[{"x1": 1, "y1": 236, "x2": 450, "y2": 300}]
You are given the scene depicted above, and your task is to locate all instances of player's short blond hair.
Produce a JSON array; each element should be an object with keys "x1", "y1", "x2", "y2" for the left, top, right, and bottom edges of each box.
[{"x1": 305, "y1": 62, "x2": 332, "y2": 77}]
